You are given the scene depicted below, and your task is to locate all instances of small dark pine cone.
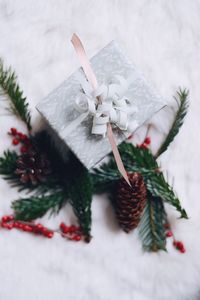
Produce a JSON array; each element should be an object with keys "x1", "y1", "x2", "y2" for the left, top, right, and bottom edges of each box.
[
  {"x1": 115, "y1": 173, "x2": 147, "y2": 233},
  {"x1": 15, "y1": 148, "x2": 52, "y2": 185}
]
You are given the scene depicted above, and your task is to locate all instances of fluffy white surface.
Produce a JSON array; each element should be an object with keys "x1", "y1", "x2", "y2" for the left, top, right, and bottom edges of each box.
[{"x1": 0, "y1": 1, "x2": 200, "y2": 299}]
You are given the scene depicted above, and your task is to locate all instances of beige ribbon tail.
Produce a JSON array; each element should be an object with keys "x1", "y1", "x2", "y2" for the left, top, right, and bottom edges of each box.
[
  {"x1": 71, "y1": 33, "x2": 131, "y2": 186},
  {"x1": 107, "y1": 124, "x2": 130, "y2": 185},
  {"x1": 71, "y1": 34, "x2": 98, "y2": 91}
]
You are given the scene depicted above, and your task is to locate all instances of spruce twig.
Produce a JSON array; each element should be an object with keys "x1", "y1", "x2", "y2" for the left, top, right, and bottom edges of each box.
[
  {"x1": 0, "y1": 150, "x2": 18, "y2": 178},
  {"x1": 0, "y1": 150, "x2": 63, "y2": 194},
  {"x1": 69, "y1": 163, "x2": 93, "y2": 241},
  {"x1": 156, "y1": 88, "x2": 189, "y2": 158},
  {"x1": 0, "y1": 59, "x2": 31, "y2": 130},
  {"x1": 120, "y1": 143, "x2": 187, "y2": 218},
  {"x1": 92, "y1": 143, "x2": 187, "y2": 219},
  {"x1": 12, "y1": 192, "x2": 67, "y2": 221},
  {"x1": 139, "y1": 193, "x2": 167, "y2": 252}
]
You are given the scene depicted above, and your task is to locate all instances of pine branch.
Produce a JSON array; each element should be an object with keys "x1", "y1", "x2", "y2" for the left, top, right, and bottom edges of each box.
[
  {"x1": 139, "y1": 193, "x2": 167, "y2": 252},
  {"x1": 145, "y1": 172, "x2": 188, "y2": 219},
  {"x1": 92, "y1": 143, "x2": 187, "y2": 218},
  {"x1": 0, "y1": 59, "x2": 31, "y2": 130},
  {"x1": 0, "y1": 149, "x2": 63, "y2": 195},
  {"x1": 0, "y1": 150, "x2": 18, "y2": 177},
  {"x1": 91, "y1": 149, "x2": 158, "y2": 194},
  {"x1": 119, "y1": 143, "x2": 187, "y2": 218},
  {"x1": 12, "y1": 192, "x2": 67, "y2": 221},
  {"x1": 69, "y1": 162, "x2": 93, "y2": 241},
  {"x1": 156, "y1": 88, "x2": 189, "y2": 158},
  {"x1": 91, "y1": 160, "x2": 121, "y2": 194}
]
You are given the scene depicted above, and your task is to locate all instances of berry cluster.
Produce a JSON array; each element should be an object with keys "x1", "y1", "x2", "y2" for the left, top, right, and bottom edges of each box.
[
  {"x1": 60, "y1": 222, "x2": 82, "y2": 241},
  {"x1": 173, "y1": 241, "x2": 186, "y2": 253},
  {"x1": 1, "y1": 215, "x2": 54, "y2": 238},
  {"x1": 165, "y1": 224, "x2": 186, "y2": 253},
  {"x1": 0, "y1": 215, "x2": 83, "y2": 242},
  {"x1": 9, "y1": 127, "x2": 31, "y2": 154},
  {"x1": 139, "y1": 136, "x2": 151, "y2": 149}
]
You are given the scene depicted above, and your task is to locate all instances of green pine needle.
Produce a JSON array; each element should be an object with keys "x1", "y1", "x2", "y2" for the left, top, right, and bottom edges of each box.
[
  {"x1": 0, "y1": 59, "x2": 31, "y2": 130},
  {"x1": 69, "y1": 164, "x2": 93, "y2": 241},
  {"x1": 139, "y1": 193, "x2": 167, "y2": 252},
  {"x1": 0, "y1": 150, "x2": 18, "y2": 177},
  {"x1": 12, "y1": 192, "x2": 67, "y2": 221},
  {"x1": 156, "y1": 88, "x2": 189, "y2": 158},
  {"x1": 145, "y1": 172, "x2": 188, "y2": 219},
  {"x1": 91, "y1": 160, "x2": 121, "y2": 194}
]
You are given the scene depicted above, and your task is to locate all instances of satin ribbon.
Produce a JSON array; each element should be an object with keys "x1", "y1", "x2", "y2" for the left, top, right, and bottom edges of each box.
[{"x1": 71, "y1": 33, "x2": 131, "y2": 185}]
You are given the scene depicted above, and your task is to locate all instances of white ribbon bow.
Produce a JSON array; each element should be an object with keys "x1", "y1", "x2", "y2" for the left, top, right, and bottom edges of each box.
[{"x1": 74, "y1": 74, "x2": 138, "y2": 137}]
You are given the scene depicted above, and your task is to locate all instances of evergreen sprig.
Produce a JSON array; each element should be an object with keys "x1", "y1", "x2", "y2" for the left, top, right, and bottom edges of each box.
[
  {"x1": 119, "y1": 143, "x2": 187, "y2": 218},
  {"x1": 0, "y1": 149, "x2": 63, "y2": 194},
  {"x1": 69, "y1": 163, "x2": 93, "y2": 240},
  {"x1": 0, "y1": 150, "x2": 18, "y2": 178},
  {"x1": 156, "y1": 88, "x2": 189, "y2": 157},
  {"x1": 12, "y1": 192, "x2": 67, "y2": 221},
  {"x1": 0, "y1": 59, "x2": 31, "y2": 130},
  {"x1": 139, "y1": 193, "x2": 167, "y2": 252},
  {"x1": 92, "y1": 143, "x2": 187, "y2": 218},
  {"x1": 0, "y1": 85, "x2": 189, "y2": 250},
  {"x1": 91, "y1": 149, "x2": 158, "y2": 194}
]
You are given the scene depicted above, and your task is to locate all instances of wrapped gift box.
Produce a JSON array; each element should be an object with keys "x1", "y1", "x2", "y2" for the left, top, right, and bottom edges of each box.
[{"x1": 37, "y1": 40, "x2": 166, "y2": 169}]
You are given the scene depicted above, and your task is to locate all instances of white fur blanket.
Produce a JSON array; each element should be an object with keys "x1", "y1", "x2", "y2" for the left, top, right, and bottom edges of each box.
[{"x1": 0, "y1": 1, "x2": 200, "y2": 299}]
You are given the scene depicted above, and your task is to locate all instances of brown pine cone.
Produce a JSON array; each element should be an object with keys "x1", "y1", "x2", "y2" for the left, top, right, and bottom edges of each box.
[
  {"x1": 115, "y1": 173, "x2": 147, "y2": 233},
  {"x1": 15, "y1": 147, "x2": 52, "y2": 185}
]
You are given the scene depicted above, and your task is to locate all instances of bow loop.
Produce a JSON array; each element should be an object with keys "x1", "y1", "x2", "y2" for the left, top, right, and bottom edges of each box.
[{"x1": 74, "y1": 74, "x2": 135, "y2": 136}]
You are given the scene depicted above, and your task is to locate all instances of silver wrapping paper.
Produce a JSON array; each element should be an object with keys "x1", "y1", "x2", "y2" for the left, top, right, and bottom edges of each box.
[{"x1": 37, "y1": 40, "x2": 166, "y2": 169}]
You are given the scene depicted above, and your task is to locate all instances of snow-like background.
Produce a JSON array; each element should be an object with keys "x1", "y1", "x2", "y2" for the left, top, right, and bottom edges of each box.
[{"x1": 0, "y1": 1, "x2": 200, "y2": 299}]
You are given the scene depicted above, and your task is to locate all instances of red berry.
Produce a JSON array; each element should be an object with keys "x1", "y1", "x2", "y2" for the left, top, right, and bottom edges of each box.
[
  {"x1": 2, "y1": 215, "x2": 13, "y2": 223},
  {"x1": 63, "y1": 227, "x2": 70, "y2": 234},
  {"x1": 41, "y1": 228, "x2": 49, "y2": 236},
  {"x1": 7, "y1": 224, "x2": 13, "y2": 230},
  {"x1": 144, "y1": 137, "x2": 151, "y2": 145},
  {"x1": 20, "y1": 146, "x2": 28, "y2": 153},
  {"x1": 18, "y1": 223, "x2": 24, "y2": 229},
  {"x1": 139, "y1": 143, "x2": 148, "y2": 149},
  {"x1": 12, "y1": 138, "x2": 19, "y2": 145},
  {"x1": 20, "y1": 134, "x2": 28, "y2": 141},
  {"x1": 17, "y1": 132, "x2": 23, "y2": 139},
  {"x1": 2, "y1": 216, "x2": 9, "y2": 223},
  {"x1": 72, "y1": 235, "x2": 81, "y2": 241},
  {"x1": 176, "y1": 241, "x2": 184, "y2": 250},
  {"x1": 60, "y1": 222, "x2": 67, "y2": 230},
  {"x1": 180, "y1": 247, "x2": 186, "y2": 253},
  {"x1": 69, "y1": 225, "x2": 77, "y2": 233},
  {"x1": 35, "y1": 224, "x2": 43, "y2": 231},
  {"x1": 22, "y1": 225, "x2": 27, "y2": 231},
  {"x1": 22, "y1": 225, "x2": 31, "y2": 232},
  {"x1": 10, "y1": 128, "x2": 17, "y2": 135},
  {"x1": 13, "y1": 222, "x2": 20, "y2": 228},
  {"x1": 1, "y1": 222, "x2": 8, "y2": 228},
  {"x1": 166, "y1": 231, "x2": 173, "y2": 237},
  {"x1": 46, "y1": 231, "x2": 54, "y2": 239}
]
